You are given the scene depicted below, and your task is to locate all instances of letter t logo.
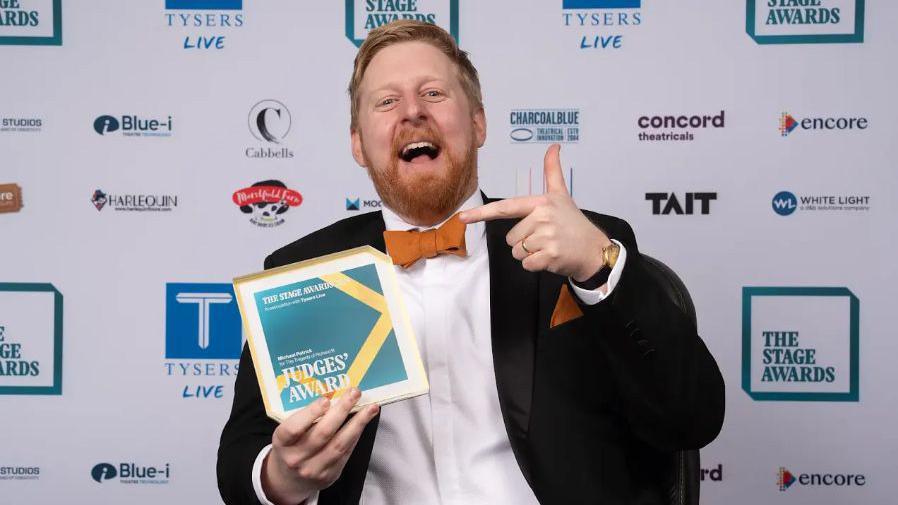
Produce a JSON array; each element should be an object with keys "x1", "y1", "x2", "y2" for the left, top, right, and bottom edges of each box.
[{"x1": 175, "y1": 292, "x2": 233, "y2": 349}]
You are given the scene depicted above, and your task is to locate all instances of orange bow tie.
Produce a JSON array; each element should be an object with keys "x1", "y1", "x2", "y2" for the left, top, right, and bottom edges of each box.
[{"x1": 383, "y1": 213, "x2": 467, "y2": 268}]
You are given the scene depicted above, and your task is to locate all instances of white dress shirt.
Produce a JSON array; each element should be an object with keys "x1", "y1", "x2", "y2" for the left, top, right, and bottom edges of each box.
[{"x1": 253, "y1": 191, "x2": 627, "y2": 505}]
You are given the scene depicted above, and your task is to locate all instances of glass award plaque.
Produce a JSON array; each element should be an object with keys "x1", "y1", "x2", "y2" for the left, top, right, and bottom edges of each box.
[{"x1": 234, "y1": 246, "x2": 428, "y2": 422}]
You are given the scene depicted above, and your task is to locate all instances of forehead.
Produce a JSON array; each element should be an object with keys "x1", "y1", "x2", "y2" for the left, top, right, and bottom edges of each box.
[{"x1": 360, "y1": 41, "x2": 459, "y2": 93}]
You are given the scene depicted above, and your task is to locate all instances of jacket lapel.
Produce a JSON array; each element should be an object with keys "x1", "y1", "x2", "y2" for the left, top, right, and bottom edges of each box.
[
  {"x1": 485, "y1": 213, "x2": 538, "y2": 484},
  {"x1": 356, "y1": 211, "x2": 387, "y2": 253}
]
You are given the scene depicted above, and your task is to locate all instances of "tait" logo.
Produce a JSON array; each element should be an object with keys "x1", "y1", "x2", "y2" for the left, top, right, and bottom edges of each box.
[{"x1": 645, "y1": 192, "x2": 716, "y2": 215}]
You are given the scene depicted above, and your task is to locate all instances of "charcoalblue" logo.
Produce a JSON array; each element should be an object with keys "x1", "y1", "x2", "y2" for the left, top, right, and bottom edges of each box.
[
  {"x1": 747, "y1": 0, "x2": 865, "y2": 45},
  {"x1": 0, "y1": 0, "x2": 62, "y2": 46},
  {"x1": 742, "y1": 287, "x2": 859, "y2": 401},
  {"x1": 509, "y1": 109, "x2": 580, "y2": 143},
  {"x1": 562, "y1": 0, "x2": 642, "y2": 50},
  {"x1": 346, "y1": 0, "x2": 458, "y2": 47}
]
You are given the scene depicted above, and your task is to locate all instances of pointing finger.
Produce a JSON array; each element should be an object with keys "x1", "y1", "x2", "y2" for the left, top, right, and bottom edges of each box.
[{"x1": 459, "y1": 196, "x2": 544, "y2": 224}]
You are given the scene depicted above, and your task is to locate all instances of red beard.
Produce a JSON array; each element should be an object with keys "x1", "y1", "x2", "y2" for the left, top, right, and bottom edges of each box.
[{"x1": 363, "y1": 124, "x2": 478, "y2": 226}]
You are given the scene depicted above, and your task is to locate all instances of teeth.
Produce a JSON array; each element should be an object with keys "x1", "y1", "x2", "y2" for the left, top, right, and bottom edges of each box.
[{"x1": 401, "y1": 141, "x2": 436, "y2": 156}]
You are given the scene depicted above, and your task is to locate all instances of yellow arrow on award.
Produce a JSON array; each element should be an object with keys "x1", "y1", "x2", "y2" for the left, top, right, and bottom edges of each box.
[{"x1": 276, "y1": 272, "x2": 394, "y2": 401}]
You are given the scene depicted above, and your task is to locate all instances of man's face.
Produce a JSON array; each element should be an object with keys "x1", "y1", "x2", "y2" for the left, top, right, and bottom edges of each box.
[{"x1": 351, "y1": 41, "x2": 486, "y2": 226}]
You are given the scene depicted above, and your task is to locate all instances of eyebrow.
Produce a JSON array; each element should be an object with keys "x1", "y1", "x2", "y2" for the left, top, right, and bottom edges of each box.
[{"x1": 366, "y1": 76, "x2": 448, "y2": 97}]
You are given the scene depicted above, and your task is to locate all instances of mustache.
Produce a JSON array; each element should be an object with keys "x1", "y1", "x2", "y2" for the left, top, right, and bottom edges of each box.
[{"x1": 391, "y1": 125, "x2": 443, "y2": 156}]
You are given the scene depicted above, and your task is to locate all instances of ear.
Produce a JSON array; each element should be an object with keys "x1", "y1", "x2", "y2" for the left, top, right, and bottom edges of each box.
[
  {"x1": 350, "y1": 128, "x2": 368, "y2": 168},
  {"x1": 472, "y1": 107, "x2": 487, "y2": 147}
]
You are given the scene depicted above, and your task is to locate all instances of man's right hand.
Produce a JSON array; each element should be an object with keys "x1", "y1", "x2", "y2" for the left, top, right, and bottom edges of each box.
[{"x1": 262, "y1": 388, "x2": 380, "y2": 504}]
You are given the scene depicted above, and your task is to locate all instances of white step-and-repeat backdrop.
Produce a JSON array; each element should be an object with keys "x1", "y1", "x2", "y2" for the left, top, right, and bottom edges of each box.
[{"x1": 2, "y1": 1, "x2": 896, "y2": 504}]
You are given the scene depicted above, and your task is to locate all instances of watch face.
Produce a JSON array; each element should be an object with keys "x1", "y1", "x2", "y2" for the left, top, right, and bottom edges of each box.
[{"x1": 604, "y1": 243, "x2": 620, "y2": 268}]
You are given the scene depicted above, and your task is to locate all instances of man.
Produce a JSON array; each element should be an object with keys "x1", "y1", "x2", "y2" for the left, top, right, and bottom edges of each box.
[{"x1": 218, "y1": 20, "x2": 724, "y2": 505}]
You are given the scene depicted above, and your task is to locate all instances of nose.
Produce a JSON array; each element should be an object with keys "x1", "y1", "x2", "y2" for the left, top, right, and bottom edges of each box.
[{"x1": 399, "y1": 93, "x2": 427, "y2": 124}]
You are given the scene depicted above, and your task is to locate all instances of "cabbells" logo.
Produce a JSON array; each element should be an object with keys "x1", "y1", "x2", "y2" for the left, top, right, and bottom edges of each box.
[{"x1": 246, "y1": 100, "x2": 294, "y2": 159}]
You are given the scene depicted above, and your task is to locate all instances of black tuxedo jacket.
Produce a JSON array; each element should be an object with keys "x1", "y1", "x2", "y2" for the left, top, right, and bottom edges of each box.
[{"x1": 218, "y1": 204, "x2": 725, "y2": 505}]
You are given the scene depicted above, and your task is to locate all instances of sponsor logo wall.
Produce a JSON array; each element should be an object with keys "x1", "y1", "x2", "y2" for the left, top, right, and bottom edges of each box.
[{"x1": 1, "y1": 2, "x2": 895, "y2": 504}]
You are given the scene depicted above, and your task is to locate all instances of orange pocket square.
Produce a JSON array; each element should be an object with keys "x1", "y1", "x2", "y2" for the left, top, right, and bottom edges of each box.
[{"x1": 550, "y1": 284, "x2": 584, "y2": 328}]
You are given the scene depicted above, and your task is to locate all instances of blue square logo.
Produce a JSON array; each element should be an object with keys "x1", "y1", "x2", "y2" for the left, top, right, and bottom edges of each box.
[
  {"x1": 742, "y1": 287, "x2": 859, "y2": 402},
  {"x1": 165, "y1": 283, "x2": 242, "y2": 360},
  {"x1": 746, "y1": 0, "x2": 864, "y2": 45},
  {"x1": 0, "y1": 283, "x2": 63, "y2": 395},
  {"x1": 0, "y1": 0, "x2": 62, "y2": 46},
  {"x1": 345, "y1": 0, "x2": 458, "y2": 47}
]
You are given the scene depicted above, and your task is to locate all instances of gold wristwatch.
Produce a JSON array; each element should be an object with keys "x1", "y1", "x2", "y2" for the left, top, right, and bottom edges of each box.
[
  {"x1": 572, "y1": 240, "x2": 619, "y2": 290},
  {"x1": 602, "y1": 241, "x2": 620, "y2": 270}
]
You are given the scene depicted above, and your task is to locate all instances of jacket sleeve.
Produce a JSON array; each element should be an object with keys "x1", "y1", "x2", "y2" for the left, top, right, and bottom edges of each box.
[
  {"x1": 217, "y1": 254, "x2": 282, "y2": 505},
  {"x1": 580, "y1": 213, "x2": 725, "y2": 452}
]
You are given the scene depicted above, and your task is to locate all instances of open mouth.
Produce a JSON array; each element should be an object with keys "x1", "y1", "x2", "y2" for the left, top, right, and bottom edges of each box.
[{"x1": 399, "y1": 141, "x2": 441, "y2": 163}]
